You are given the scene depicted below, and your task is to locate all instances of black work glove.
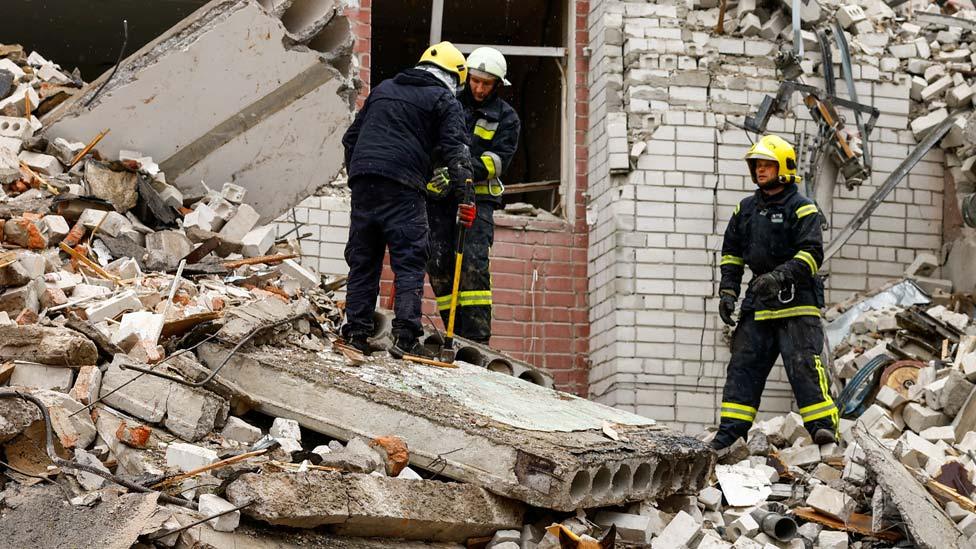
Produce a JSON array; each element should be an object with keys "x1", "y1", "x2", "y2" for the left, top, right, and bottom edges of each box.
[
  {"x1": 752, "y1": 270, "x2": 787, "y2": 300},
  {"x1": 448, "y1": 158, "x2": 474, "y2": 203},
  {"x1": 719, "y1": 290, "x2": 737, "y2": 326}
]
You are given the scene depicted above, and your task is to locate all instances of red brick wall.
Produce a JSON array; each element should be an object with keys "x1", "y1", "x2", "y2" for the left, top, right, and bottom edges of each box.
[
  {"x1": 345, "y1": 0, "x2": 371, "y2": 108},
  {"x1": 350, "y1": 1, "x2": 591, "y2": 395}
]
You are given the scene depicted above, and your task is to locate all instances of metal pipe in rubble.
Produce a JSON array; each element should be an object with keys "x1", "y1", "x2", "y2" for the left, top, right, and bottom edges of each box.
[
  {"x1": 750, "y1": 507, "x2": 798, "y2": 541},
  {"x1": 0, "y1": 390, "x2": 194, "y2": 509}
]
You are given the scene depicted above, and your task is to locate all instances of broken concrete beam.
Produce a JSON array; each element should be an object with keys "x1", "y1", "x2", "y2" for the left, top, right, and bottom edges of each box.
[
  {"x1": 199, "y1": 344, "x2": 712, "y2": 511},
  {"x1": 226, "y1": 470, "x2": 524, "y2": 541},
  {"x1": 0, "y1": 324, "x2": 97, "y2": 365},
  {"x1": 855, "y1": 422, "x2": 969, "y2": 547},
  {"x1": 43, "y1": 0, "x2": 356, "y2": 222}
]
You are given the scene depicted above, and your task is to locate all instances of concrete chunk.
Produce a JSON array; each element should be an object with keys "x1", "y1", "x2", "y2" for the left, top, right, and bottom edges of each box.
[
  {"x1": 270, "y1": 417, "x2": 302, "y2": 441},
  {"x1": 166, "y1": 442, "x2": 219, "y2": 473},
  {"x1": 595, "y1": 511, "x2": 653, "y2": 544},
  {"x1": 807, "y1": 485, "x2": 855, "y2": 522},
  {"x1": 0, "y1": 325, "x2": 97, "y2": 366},
  {"x1": 18, "y1": 151, "x2": 63, "y2": 176},
  {"x1": 220, "y1": 416, "x2": 262, "y2": 444},
  {"x1": 165, "y1": 383, "x2": 228, "y2": 442},
  {"x1": 817, "y1": 530, "x2": 848, "y2": 549},
  {"x1": 68, "y1": 365, "x2": 102, "y2": 406},
  {"x1": 84, "y1": 290, "x2": 142, "y2": 323},
  {"x1": 33, "y1": 389, "x2": 96, "y2": 449},
  {"x1": 198, "y1": 494, "x2": 240, "y2": 532},
  {"x1": 218, "y1": 204, "x2": 260, "y2": 243},
  {"x1": 652, "y1": 511, "x2": 702, "y2": 548},
  {"x1": 904, "y1": 402, "x2": 949, "y2": 432},
  {"x1": 226, "y1": 470, "x2": 524, "y2": 541},
  {"x1": 9, "y1": 363, "x2": 74, "y2": 392},
  {"x1": 99, "y1": 357, "x2": 170, "y2": 422},
  {"x1": 72, "y1": 448, "x2": 110, "y2": 491}
]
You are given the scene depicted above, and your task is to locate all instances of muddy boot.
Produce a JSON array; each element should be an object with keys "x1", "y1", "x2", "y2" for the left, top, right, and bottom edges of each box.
[
  {"x1": 389, "y1": 337, "x2": 435, "y2": 360},
  {"x1": 347, "y1": 335, "x2": 373, "y2": 356},
  {"x1": 813, "y1": 428, "x2": 836, "y2": 445}
]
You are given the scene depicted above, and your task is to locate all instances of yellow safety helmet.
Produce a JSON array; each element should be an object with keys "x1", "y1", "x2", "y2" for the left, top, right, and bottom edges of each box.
[
  {"x1": 744, "y1": 134, "x2": 801, "y2": 186},
  {"x1": 419, "y1": 41, "x2": 468, "y2": 85}
]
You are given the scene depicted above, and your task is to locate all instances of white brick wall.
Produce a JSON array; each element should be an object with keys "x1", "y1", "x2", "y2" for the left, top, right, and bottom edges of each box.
[
  {"x1": 587, "y1": 0, "x2": 944, "y2": 434},
  {"x1": 274, "y1": 193, "x2": 351, "y2": 277}
]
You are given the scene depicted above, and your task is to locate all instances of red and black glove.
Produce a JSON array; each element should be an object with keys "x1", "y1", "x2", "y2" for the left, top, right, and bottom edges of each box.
[{"x1": 458, "y1": 203, "x2": 476, "y2": 229}]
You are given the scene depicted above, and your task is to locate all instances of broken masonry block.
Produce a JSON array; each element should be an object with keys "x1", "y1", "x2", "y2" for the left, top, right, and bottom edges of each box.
[
  {"x1": 84, "y1": 159, "x2": 139, "y2": 212},
  {"x1": 68, "y1": 366, "x2": 102, "y2": 406},
  {"x1": 594, "y1": 511, "x2": 654, "y2": 544},
  {"x1": 0, "y1": 116, "x2": 32, "y2": 140},
  {"x1": 270, "y1": 417, "x2": 302, "y2": 441},
  {"x1": 940, "y1": 369, "x2": 974, "y2": 417},
  {"x1": 920, "y1": 425, "x2": 957, "y2": 443},
  {"x1": 911, "y1": 107, "x2": 949, "y2": 139},
  {"x1": 144, "y1": 230, "x2": 193, "y2": 271},
  {"x1": 806, "y1": 485, "x2": 855, "y2": 522},
  {"x1": 875, "y1": 385, "x2": 907, "y2": 410},
  {"x1": 278, "y1": 259, "x2": 319, "y2": 289},
  {"x1": 836, "y1": 4, "x2": 866, "y2": 29},
  {"x1": 166, "y1": 442, "x2": 219, "y2": 473},
  {"x1": 221, "y1": 182, "x2": 246, "y2": 204},
  {"x1": 241, "y1": 224, "x2": 275, "y2": 258},
  {"x1": 78, "y1": 209, "x2": 131, "y2": 238},
  {"x1": 8, "y1": 362, "x2": 74, "y2": 392},
  {"x1": 697, "y1": 486, "x2": 723, "y2": 511},
  {"x1": 84, "y1": 290, "x2": 142, "y2": 323},
  {"x1": 99, "y1": 356, "x2": 170, "y2": 422},
  {"x1": 111, "y1": 311, "x2": 164, "y2": 350},
  {"x1": 164, "y1": 382, "x2": 229, "y2": 442},
  {"x1": 183, "y1": 203, "x2": 217, "y2": 232},
  {"x1": 42, "y1": 215, "x2": 70, "y2": 245},
  {"x1": 220, "y1": 416, "x2": 262, "y2": 444},
  {"x1": 18, "y1": 150, "x2": 63, "y2": 176},
  {"x1": 72, "y1": 448, "x2": 111, "y2": 491},
  {"x1": 904, "y1": 402, "x2": 950, "y2": 433},
  {"x1": 34, "y1": 389, "x2": 97, "y2": 450},
  {"x1": 198, "y1": 494, "x2": 240, "y2": 532},
  {"x1": 4, "y1": 217, "x2": 48, "y2": 250},
  {"x1": 218, "y1": 203, "x2": 260, "y2": 243}
]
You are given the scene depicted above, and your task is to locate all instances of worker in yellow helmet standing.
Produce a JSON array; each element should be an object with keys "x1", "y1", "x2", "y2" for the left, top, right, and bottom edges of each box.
[
  {"x1": 426, "y1": 47, "x2": 521, "y2": 344},
  {"x1": 710, "y1": 134, "x2": 837, "y2": 453},
  {"x1": 340, "y1": 42, "x2": 473, "y2": 359}
]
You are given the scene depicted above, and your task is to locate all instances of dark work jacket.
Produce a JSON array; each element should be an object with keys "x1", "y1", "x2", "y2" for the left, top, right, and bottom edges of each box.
[
  {"x1": 458, "y1": 87, "x2": 520, "y2": 206},
  {"x1": 342, "y1": 68, "x2": 469, "y2": 192},
  {"x1": 719, "y1": 183, "x2": 825, "y2": 320}
]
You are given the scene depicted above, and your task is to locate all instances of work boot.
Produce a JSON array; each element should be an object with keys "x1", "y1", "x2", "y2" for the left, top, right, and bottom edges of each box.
[
  {"x1": 347, "y1": 335, "x2": 373, "y2": 356},
  {"x1": 813, "y1": 428, "x2": 837, "y2": 445},
  {"x1": 389, "y1": 337, "x2": 435, "y2": 360}
]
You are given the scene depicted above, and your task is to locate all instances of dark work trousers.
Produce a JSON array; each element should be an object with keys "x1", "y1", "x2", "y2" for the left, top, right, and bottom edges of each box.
[
  {"x1": 341, "y1": 176, "x2": 429, "y2": 342},
  {"x1": 714, "y1": 312, "x2": 838, "y2": 449},
  {"x1": 426, "y1": 197, "x2": 494, "y2": 343}
]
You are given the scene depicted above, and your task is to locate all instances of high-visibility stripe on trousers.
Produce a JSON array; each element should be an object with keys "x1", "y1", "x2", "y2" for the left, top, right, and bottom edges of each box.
[
  {"x1": 426, "y1": 198, "x2": 495, "y2": 344},
  {"x1": 713, "y1": 312, "x2": 837, "y2": 449}
]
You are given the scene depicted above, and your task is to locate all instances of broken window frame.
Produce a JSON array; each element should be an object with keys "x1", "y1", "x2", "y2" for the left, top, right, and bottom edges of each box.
[{"x1": 428, "y1": 0, "x2": 579, "y2": 226}]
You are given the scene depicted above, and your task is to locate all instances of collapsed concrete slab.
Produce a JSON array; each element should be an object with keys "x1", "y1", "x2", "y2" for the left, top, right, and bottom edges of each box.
[
  {"x1": 199, "y1": 344, "x2": 713, "y2": 511},
  {"x1": 225, "y1": 470, "x2": 523, "y2": 541},
  {"x1": 42, "y1": 0, "x2": 356, "y2": 222}
]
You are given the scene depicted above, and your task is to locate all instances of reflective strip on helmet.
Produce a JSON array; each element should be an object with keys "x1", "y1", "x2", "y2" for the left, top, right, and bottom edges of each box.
[
  {"x1": 720, "y1": 402, "x2": 757, "y2": 422},
  {"x1": 754, "y1": 306, "x2": 821, "y2": 321},
  {"x1": 480, "y1": 152, "x2": 501, "y2": 179},
  {"x1": 794, "y1": 250, "x2": 819, "y2": 275},
  {"x1": 473, "y1": 119, "x2": 498, "y2": 140},
  {"x1": 796, "y1": 204, "x2": 818, "y2": 219},
  {"x1": 721, "y1": 255, "x2": 745, "y2": 267}
]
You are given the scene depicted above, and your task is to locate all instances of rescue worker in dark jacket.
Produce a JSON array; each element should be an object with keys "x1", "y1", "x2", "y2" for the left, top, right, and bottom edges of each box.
[
  {"x1": 711, "y1": 134, "x2": 838, "y2": 451},
  {"x1": 426, "y1": 47, "x2": 521, "y2": 343},
  {"x1": 340, "y1": 41, "x2": 473, "y2": 359}
]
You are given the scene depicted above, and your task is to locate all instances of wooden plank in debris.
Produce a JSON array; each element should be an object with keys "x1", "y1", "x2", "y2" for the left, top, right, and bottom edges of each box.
[
  {"x1": 0, "y1": 362, "x2": 14, "y2": 385},
  {"x1": 854, "y1": 423, "x2": 968, "y2": 548},
  {"x1": 792, "y1": 507, "x2": 901, "y2": 541},
  {"x1": 222, "y1": 253, "x2": 298, "y2": 269}
]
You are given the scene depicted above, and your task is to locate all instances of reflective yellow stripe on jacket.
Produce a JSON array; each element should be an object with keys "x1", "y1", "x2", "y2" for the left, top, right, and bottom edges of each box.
[
  {"x1": 794, "y1": 250, "x2": 818, "y2": 275},
  {"x1": 721, "y1": 255, "x2": 745, "y2": 267},
  {"x1": 796, "y1": 204, "x2": 818, "y2": 219}
]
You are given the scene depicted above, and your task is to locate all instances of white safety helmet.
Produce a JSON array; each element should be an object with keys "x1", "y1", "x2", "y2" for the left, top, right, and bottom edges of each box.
[{"x1": 465, "y1": 47, "x2": 511, "y2": 86}]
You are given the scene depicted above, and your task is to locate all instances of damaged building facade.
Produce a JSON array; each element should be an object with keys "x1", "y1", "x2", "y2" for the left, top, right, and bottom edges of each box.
[
  {"x1": 11, "y1": 0, "x2": 970, "y2": 434},
  {"x1": 273, "y1": 0, "x2": 954, "y2": 433}
]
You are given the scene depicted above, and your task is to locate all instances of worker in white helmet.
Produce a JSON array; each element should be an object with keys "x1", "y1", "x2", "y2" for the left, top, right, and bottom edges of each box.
[{"x1": 426, "y1": 47, "x2": 521, "y2": 344}]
